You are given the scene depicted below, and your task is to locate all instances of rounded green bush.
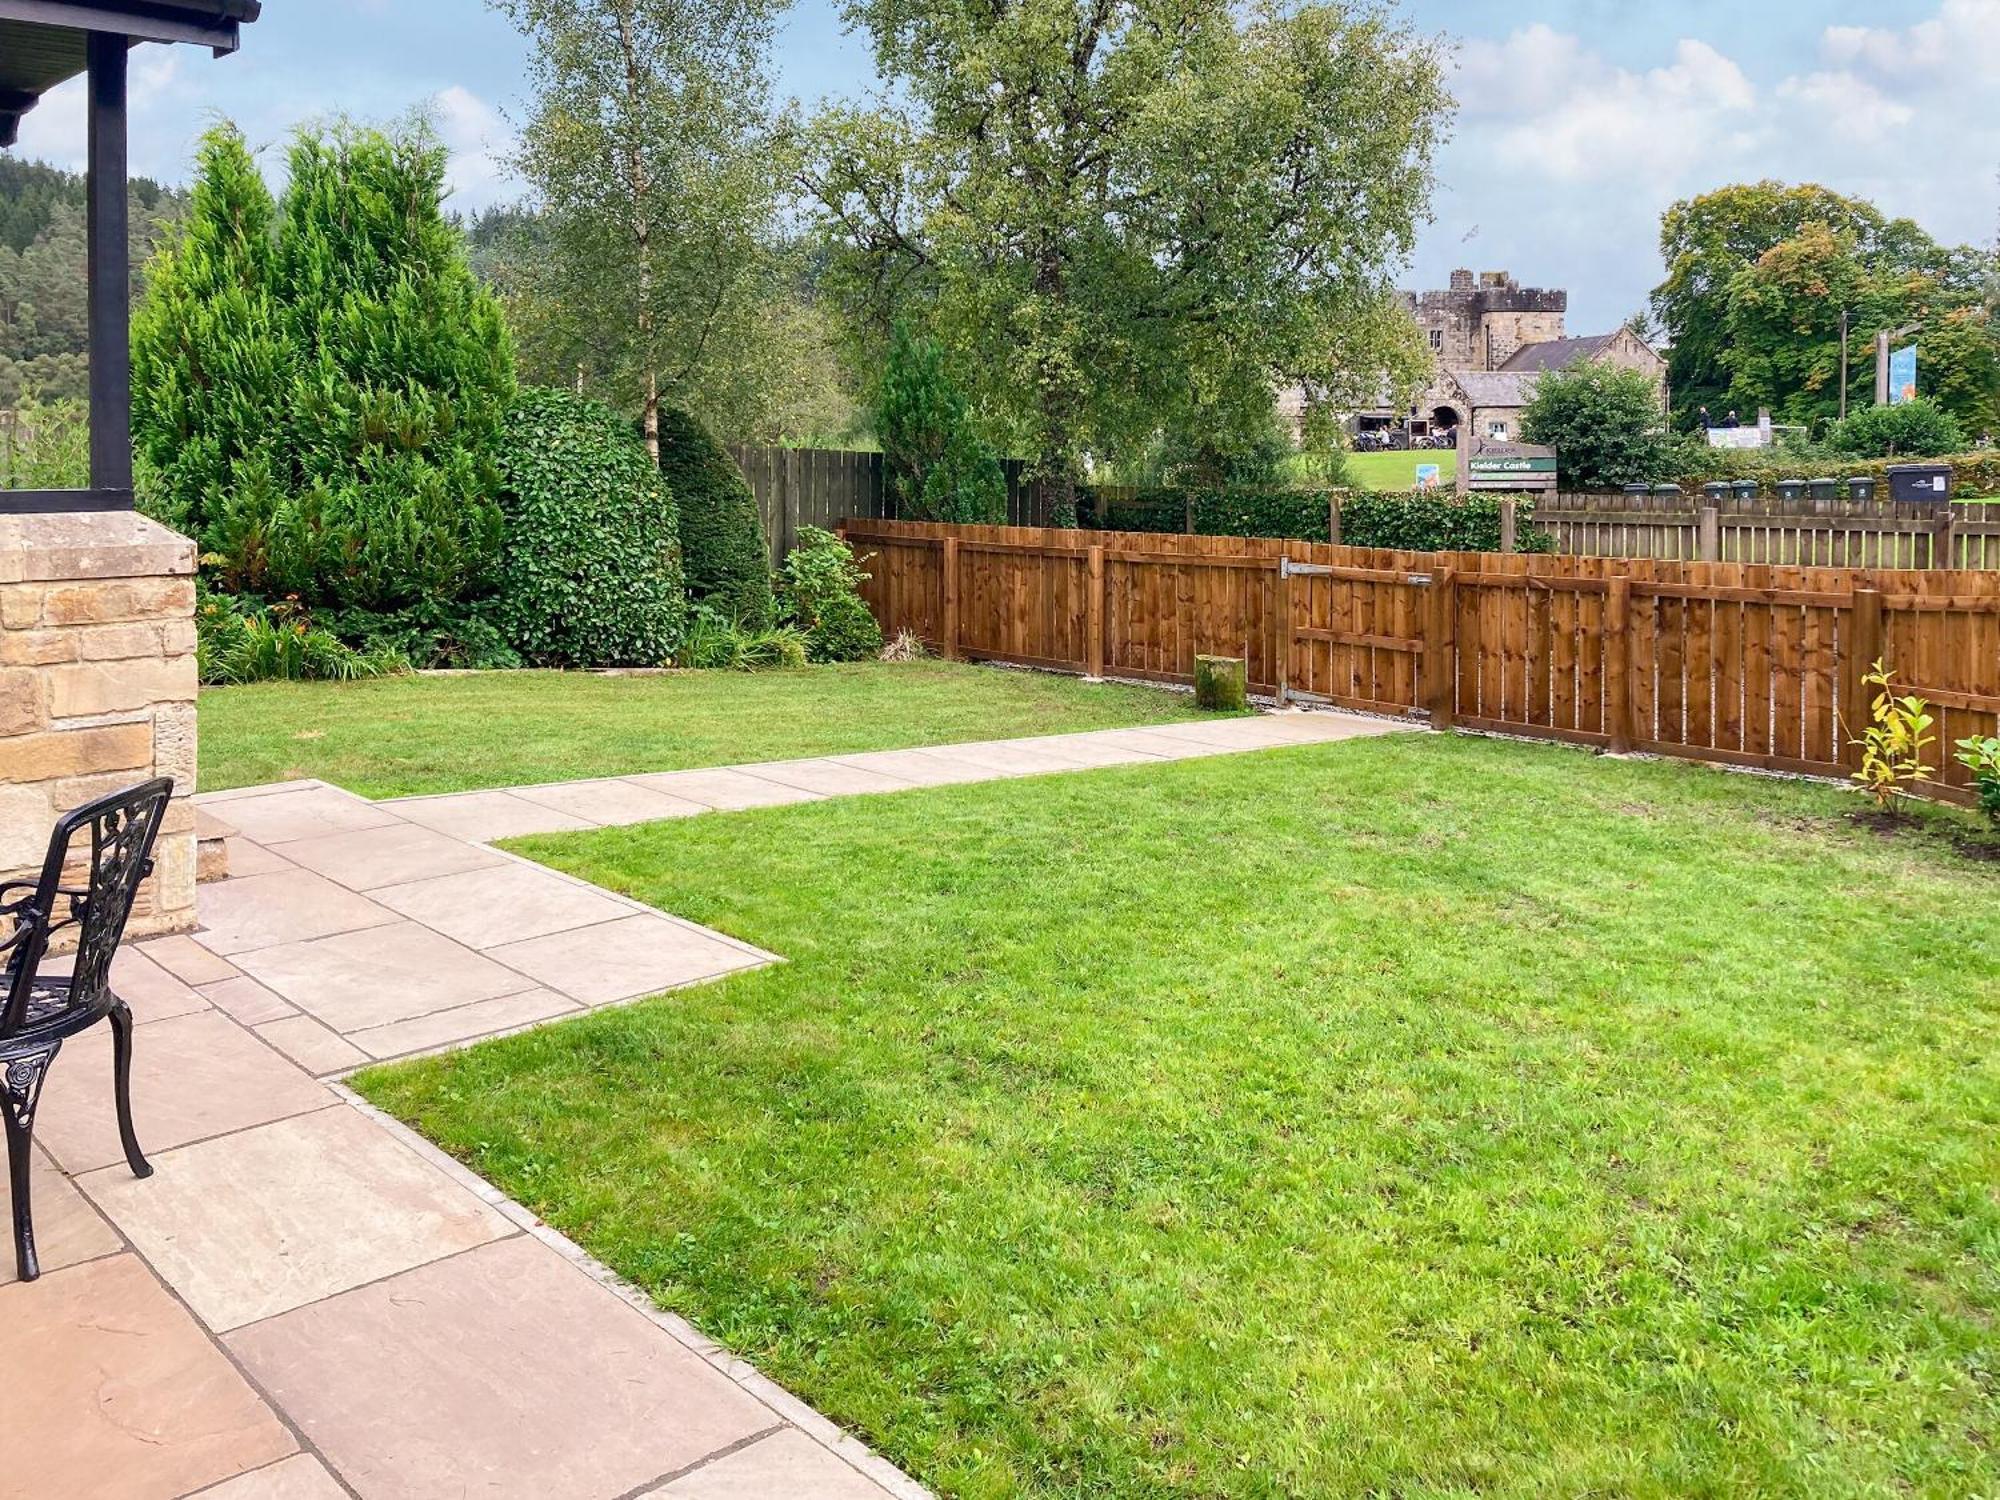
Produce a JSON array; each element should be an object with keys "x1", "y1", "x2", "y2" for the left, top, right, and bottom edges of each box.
[
  {"x1": 657, "y1": 407, "x2": 773, "y2": 628},
  {"x1": 495, "y1": 387, "x2": 688, "y2": 667}
]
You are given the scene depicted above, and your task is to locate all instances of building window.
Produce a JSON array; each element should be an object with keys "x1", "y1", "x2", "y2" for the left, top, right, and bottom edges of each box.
[
  {"x1": 1487, "y1": 420, "x2": 1509, "y2": 441},
  {"x1": 1428, "y1": 328, "x2": 1443, "y2": 352}
]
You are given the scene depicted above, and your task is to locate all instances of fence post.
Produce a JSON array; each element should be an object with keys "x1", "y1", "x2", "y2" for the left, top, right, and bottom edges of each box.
[
  {"x1": 1085, "y1": 545, "x2": 1105, "y2": 679},
  {"x1": 1605, "y1": 576, "x2": 1633, "y2": 754},
  {"x1": 1932, "y1": 507, "x2": 1957, "y2": 570},
  {"x1": 1424, "y1": 568, "x2": 1457, "y2": 730},
  {"x1": 942, "y1": 537, "x2": 961, "y2": 660},
  {"x1": 1328, "y1": 496, "x2": 1342, "y2": 548},
  {"x1": 1698, "y1": 505, "x2": 1720, "y2": 562},
  {"x1": 1842, "y1": 586, "x2": 1884, "y2": 768},
  {"x1": 1184, "y1": 494, "x2": 1197, "y2": 536},
  {"x1": 1274, "y1": 549, "x2": 1292, "y2": 703},
  {"x1": 1500, "y1": 499, "x2": 1518, "y2": 555}
]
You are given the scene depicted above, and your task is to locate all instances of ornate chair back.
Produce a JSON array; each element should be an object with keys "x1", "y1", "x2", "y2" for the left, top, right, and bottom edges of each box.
[{"x1": 2, "y1": 778, "x2": 173, "y2": 1036}]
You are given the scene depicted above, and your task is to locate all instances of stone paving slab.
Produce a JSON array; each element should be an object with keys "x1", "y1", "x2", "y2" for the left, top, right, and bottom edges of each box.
[
  {"x1": 369, "y1": 860, "x2": 635, "y2": 949},
  {"x1": 511, "y1": 776, "x2": 713, "y2": 826},
  {"x1": 389, "y1": 788, "x2": 594, "y2": 841},
  {"x1": 0, "y1": 1253, "x2": 298, "y2": 1500},
  {"x1": 35, "y1": 1012, "x2": 334, "y2": 1174},
  {"x1": 0, "y1": 1147, "x2": 122, "y2": 1287},
  {"x1": 623, "y1": 766, "x2": 828, "y2": 812},
  {"x1": 274, "y1": 821, "x2": 506, "y2": 890},
  {"x1": 195, "y1": 1453, "x2": 350, "y2": 1500},
  {"x1": 227, "y1": 1235, "x2": 778, "y2": 1500},
  {"x1": 80, "y1": 1106, "x2": 513, "y2": 1333}
]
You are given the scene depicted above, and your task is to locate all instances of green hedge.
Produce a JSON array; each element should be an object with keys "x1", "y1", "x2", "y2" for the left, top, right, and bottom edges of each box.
[
  {"x1": 658, "y1": 407, "x2": 773, "y2": 628},
  {"x1": 496, "y1": 387, "x2": 687, "y2": 667},
  {"x1": 1087, "y1": 487, "x2": 1549, "y2": 553}
]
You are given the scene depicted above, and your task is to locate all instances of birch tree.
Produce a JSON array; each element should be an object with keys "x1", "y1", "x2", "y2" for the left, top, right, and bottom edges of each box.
[{"x1": 497, "y1": 0, "x2": 787, "y2": 456}]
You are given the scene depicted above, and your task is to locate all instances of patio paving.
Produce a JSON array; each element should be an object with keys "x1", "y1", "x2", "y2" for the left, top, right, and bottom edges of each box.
[{"x1": 1, "y1": 708, "x2": 1406, "y2": 1499}]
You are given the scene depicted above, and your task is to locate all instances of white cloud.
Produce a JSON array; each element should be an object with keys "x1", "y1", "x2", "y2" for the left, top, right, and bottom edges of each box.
[
  {"x1": 1454, "y1": 31, "x2": 1760, "y2": 187},
  {"x1": 430, "y1": 84, "x2": 517, "y2": 210},
  {"x1": 15, "y1": 44, "x2": 189, "y2": 170},
  {"x1": 1775, "y1": 71, "x2": 1916, "y2": 143},
  {"x1": 1823, "y1": 0, "x2": 2000, "y2": 78}
]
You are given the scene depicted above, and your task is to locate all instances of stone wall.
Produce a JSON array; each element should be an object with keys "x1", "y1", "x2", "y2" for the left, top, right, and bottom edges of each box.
[{"x1": 0, "y1": 511, "x2": 198, "y2": 939}]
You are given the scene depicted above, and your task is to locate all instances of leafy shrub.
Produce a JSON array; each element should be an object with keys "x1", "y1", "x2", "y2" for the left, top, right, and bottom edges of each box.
[
  {"x1": 672, "y1": 605, "x2": 808, "y2": 670},
  {"x1": 1521, "y1": 363, "x2": 1672, "y2": 490},
  {"x1": 780, "y1": 527, "x2": 883, "y2": 663},
  {"x1": 875, "y1": 323, "x2": 1006, "y2": 523},
  {"x1": 1953, "y1": 735, "x2": 2000, "y2": 827},
  {"x1": 494, "y1": 387, "x2": 687, "y2": 667},
  {"x1": 1848, "y1": 661, "x2": 1935, "y2": 811},
  {"x1": 1827, "y1": 398, "x2": 1965, "y2": 459},
  {"x1": 657, "y1": 406, "x2": 773, "y2": 628},
  {"x1": 1090, "y1": 489, "x2": 1332, "y2": 541},
  {"x1": 196, "y1": 589, "x2": 406, "y2": 685}
]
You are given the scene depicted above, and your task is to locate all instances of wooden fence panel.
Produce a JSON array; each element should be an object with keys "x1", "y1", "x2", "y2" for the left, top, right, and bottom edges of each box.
[{"x1": 841, "y1": 519, "x2": 2000, "y2": 807}]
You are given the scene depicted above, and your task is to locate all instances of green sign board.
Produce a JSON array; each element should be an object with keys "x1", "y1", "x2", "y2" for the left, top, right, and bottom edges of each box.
[{"x1": 1468, "y1": 456, "x2": 1558, "y2": 475}]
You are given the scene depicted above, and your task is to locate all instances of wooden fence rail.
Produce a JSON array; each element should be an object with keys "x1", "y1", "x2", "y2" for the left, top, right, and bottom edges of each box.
[{"x1": 843, "y1": 518, "x2": 2000, "y2": 806}]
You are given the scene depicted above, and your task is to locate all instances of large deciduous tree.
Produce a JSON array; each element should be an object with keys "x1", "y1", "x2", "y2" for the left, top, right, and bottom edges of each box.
[
  {"x1": 1654, "y1": 181, "x2": 1999, "y2": 433},
  {"x1": 494, "y1": 0, "x2": 792, "y2": 454},
  {"x1": 803, "y1": 0, "x2": 1447, "y2": 523}
]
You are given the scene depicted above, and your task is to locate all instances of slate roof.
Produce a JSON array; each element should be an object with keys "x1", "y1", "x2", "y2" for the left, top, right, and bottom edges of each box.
[
  {"x1": 1447, "y1": 370, "x2": 1542, "y2": 409},
  {"x1": 1499, "y1": 334, "x2": 1619, "y2": 373},
  {"x1": 1, "y1": 1, "x2": 260, "y2": 146}
]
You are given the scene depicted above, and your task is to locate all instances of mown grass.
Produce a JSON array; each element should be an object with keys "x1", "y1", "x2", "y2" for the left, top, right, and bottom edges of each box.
[
  {"x1": 357, "y1": 734, "x2": 2000, "y2": 1498},
  {"x1": 196, "y1": 659, "x2": 1211, "y2": 797},
  {"x1": 1344, "y1": 448, "x2": 1457, "y2": 490}
]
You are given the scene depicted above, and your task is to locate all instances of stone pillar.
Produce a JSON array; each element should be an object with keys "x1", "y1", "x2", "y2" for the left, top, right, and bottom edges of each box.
[{"x1": 0, "y1": 511, "x2": 198, "y2": 938}]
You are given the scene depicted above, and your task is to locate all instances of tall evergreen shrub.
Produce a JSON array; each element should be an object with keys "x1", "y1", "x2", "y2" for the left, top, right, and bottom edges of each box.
[
  {"x1": 658, "y1": 406, "x2": 773, "y2": 627},
  {"x1": 133, "y1": 122, "x2": 514, "y2": 618}
]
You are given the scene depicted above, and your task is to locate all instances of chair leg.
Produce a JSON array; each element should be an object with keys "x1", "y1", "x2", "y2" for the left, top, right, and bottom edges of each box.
[
  {"x1": 2, "y1": 1046, "x2": 59, "y2": 1283},
  {"x1": 108, "y1": 1001, "x2": 152, "y2": 1180}
]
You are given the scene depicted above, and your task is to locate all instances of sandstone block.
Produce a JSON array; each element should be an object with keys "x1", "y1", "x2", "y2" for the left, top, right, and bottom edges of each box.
[
  {"x1": 0, "y1": 667, "x2": 47, "y2": 735},
  {"x1": 49, "y1": 656, "x2": 197, "y2": 718},
  {"x1": 0, "y1": 723, "x2": 153, "y2": 784}
]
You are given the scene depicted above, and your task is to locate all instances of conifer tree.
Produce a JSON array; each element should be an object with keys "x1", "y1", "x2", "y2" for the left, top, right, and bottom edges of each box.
[{"x1": 133, "y1": 121, "x2": 515, "y2": 616}]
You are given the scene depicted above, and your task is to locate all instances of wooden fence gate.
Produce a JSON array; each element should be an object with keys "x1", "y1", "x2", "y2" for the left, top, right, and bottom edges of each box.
[{"x1": 1274, "y1": 556, "x2": 1439, "y2": 721}]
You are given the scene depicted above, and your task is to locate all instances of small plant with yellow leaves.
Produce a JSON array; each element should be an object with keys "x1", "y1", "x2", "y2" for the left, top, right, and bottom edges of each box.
[{"x1": 1848, "y1": 661, "x2": 1934, "y2": 812}]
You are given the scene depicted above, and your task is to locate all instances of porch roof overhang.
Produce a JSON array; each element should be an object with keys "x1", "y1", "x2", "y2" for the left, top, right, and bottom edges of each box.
[{"x1": 0, "y1": 0, "x2": 259, "y2": 145}]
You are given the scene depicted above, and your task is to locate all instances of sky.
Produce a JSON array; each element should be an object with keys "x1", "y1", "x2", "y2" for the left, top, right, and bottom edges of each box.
[{"x1": 12, "y1": 0, "x2": 1999, "y2": 334}]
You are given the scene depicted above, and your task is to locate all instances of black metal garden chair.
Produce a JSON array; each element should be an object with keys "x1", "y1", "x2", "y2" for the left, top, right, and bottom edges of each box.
[{"x1": 1, "y1": 778, "x2": 170, "y2": 1282}]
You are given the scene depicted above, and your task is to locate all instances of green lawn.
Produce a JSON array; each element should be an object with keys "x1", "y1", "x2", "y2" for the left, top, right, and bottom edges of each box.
[
  {"x1": 197, "y1": 660, "x2": 1210, "y2": 797},
  {"x1": 357, "y1": 735, "x2": 2000, "y2": 1498},
  {"x1": 1345, "y1": 448, "x2": 1457, "y2": 491}
]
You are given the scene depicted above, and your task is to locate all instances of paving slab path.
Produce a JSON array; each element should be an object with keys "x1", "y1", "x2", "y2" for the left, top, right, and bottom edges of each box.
[{"x1": 1, "y1": 709, "x2": 1405, "y2": 1500}]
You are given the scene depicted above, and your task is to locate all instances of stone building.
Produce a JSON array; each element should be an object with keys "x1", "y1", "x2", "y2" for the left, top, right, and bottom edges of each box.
[
  {"x1": 1321, "y1": 269, "x2": 1668, "y2": 448},
  {"x1": 1406, "y1": 269, "x2": 1569, "y2": 376}
]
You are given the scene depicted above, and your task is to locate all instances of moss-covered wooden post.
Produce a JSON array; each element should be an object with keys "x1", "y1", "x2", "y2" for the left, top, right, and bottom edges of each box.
[{"x1": 1194, "y1": 655, "x2": 1248, "y2": 712}]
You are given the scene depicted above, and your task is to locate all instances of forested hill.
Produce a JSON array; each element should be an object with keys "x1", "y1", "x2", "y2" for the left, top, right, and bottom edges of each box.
[{"x1": 0, "y1": 157, "x2": 185, "y2": 404}]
